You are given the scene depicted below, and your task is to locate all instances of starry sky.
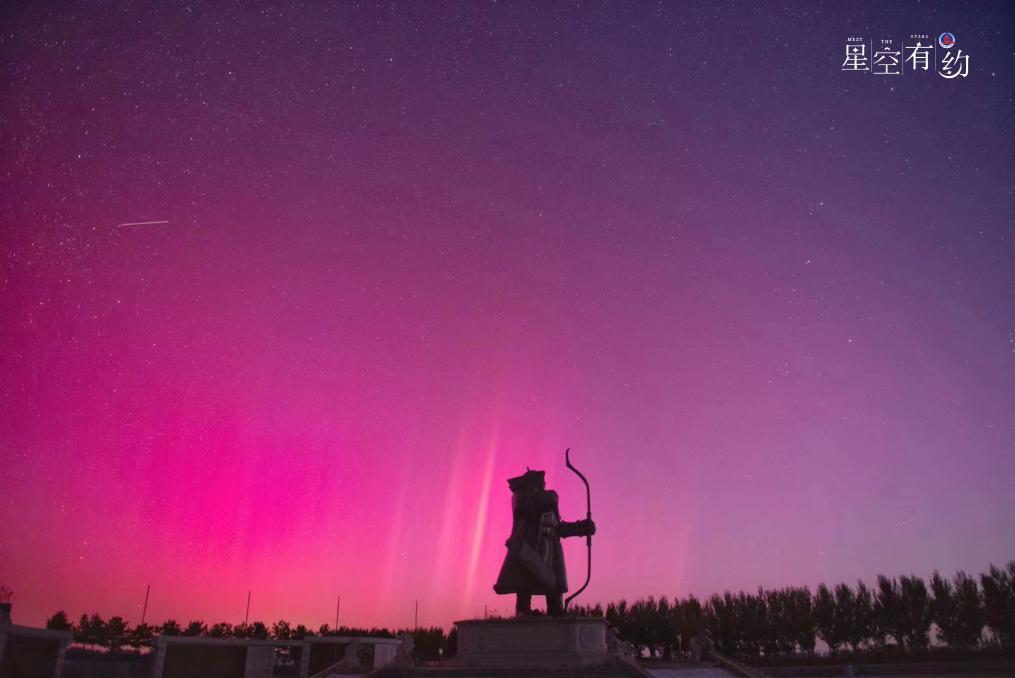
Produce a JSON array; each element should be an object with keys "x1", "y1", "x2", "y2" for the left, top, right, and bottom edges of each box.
[{"x1": 2, "y1": 1, "x2": 1013, "y2": 631}]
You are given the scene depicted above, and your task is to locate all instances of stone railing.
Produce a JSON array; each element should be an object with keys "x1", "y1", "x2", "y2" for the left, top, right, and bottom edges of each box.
[{"x1": 152, "y1": 634, "x2": 403, "y2": 678}]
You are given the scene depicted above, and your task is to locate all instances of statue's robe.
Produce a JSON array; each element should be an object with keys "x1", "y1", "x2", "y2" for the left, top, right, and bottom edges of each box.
[{"x1": 493, "y1": 487, "x2": 585, "y2": 595}]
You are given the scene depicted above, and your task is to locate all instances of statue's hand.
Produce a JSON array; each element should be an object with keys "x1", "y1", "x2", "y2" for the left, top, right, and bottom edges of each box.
[{"x1": 582, "y1": 519, "x2": 597, "y2": 536}]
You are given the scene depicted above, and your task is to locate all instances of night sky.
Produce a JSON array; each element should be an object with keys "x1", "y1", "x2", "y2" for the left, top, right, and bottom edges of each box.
[{"x1": 2, "y1": 2, "x2": 1013, "y2": 630}]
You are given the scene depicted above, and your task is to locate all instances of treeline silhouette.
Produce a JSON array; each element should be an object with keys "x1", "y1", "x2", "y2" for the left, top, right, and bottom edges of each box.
[
  {"x1": 570, "y1": 563, "x2": 1015, "y2": 660},
  {"x1": 45, "y1": 562, "x2": 1014, "y2": 663}
]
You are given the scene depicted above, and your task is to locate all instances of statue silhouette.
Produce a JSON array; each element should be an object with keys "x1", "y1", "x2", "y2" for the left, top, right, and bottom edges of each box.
[{"x1": 493, "y1": 469, "x2": 596, "y2": 616}]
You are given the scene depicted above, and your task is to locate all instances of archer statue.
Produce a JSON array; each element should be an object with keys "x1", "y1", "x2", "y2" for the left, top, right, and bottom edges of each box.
[{"x1": 493, "y1": 450, "x2": 595, "y2": 617}]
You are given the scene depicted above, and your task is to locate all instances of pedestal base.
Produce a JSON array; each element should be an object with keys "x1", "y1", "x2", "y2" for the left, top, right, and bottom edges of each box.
[{"x1": 452, "y1": 617, "x2": 609, "y2": 669}]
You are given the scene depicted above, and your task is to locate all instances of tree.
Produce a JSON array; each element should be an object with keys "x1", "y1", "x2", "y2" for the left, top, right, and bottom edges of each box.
[
  {"x1": 784, "y1": 587, "x2": 816, "y2": 655},
  {"x1": 832, "y1": 584, "x2": 857, "y2": 652},
  {"x1": 75, "y1": 614, "x2": 90, "y2": 647},
  {"x1": 130, "y1": 623, "x2": 155, "y2": 650},
  {"x1": 78, "y1": 613, "x2": 107, "y2": 651},
  {"x1": 705, "y1": 593, "x2": 738, "y2": 655},
  {"x1": 606, "y1": 600, "x2": 632, "y2": 647},
  {"x1": 105, "y1": 616, "x2": 130, "y2": 653},
  {"x1": 763, "y1": 589, "x2": 795, "y2": 657},
  {"x1": 656, "y1": 596, "x2": 673, "y2": 659},
  {"x1": 848, "y1": 581, "x2": 875, "y2": 651},
  {"x1": 248, "y1": 621, "x2": 269, "y2": 639},
  {"x1": 160, "y1": 619, "x2": 182, "y2": 636},
  {"x1": 183, "y1": 620, "x2": 207, "y2": 637},
  {"x1": 46, "y1": 611, "x2": 72, "y2": 631},
  {"x1": 624, "y1": 598, "x2": 654, "y2": 657},
  {"x1": 735, "y1": 590, "x2": 766, "y2": 658},
  {"x1": 952, "y1": 572, "x2": 986, "y2": 648},
  {"x1": 815, "y1": 584, "x2": 843, "y2": 653},
  {"x1": 637, "y1": 596, "x2": 670, "y2": 658},
  {"x1": 981, "y1": 562, "x2": 1015, "y2": 647},
  {"x1": 898, "y1": 575, "x2": 932, "y2": 650},
  {"x1": 673, "y1": 596, "x2": 705, "y2": 656},
  {"x1": 271, "y1": 619, "x2": 292, "y2": 641},
  {"x1": 932, "y1": 571, "x2": 984, "y2": 649},
  {"x1": 208, "y1": 622, "x2": 234, "y2": 638},
  {"x1": 874, "y1": 575, "x2": 905, "y2": 648}
]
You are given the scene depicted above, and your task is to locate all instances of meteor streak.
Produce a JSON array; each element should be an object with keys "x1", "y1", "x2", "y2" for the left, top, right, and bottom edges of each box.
[{"x1": 117, "y1": 220, "x2": 169, "y2": 227}]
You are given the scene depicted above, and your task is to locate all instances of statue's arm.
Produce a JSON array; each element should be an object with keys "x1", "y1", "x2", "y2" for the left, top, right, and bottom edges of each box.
[{"x1": 558, "y1": 518, "x2": 596, "y2": 538}]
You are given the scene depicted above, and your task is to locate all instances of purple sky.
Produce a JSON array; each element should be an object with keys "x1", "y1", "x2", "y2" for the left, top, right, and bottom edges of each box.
[{"x1": 1, "y1": 1, "x2": 1013, "y2": 630}]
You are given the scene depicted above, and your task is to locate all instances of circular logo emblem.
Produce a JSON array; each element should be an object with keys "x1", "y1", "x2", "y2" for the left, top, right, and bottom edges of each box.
[{"x1": 938, "y1": 32, "x2": 956, "y2": 48}]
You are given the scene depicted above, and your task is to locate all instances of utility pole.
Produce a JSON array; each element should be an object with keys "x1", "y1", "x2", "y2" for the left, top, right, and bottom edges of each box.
[
  {"x1": 141, "y1": 584, "x2": 151, "y2": 625},
  {"x1": 414, "y1": 600, "x2": 418, "y2": 630},
  {"x1": 244, "y1": 590, "x2": 251, "y2": 628},
  {"x1": 335, "y1": 596, "x2": 341, "y2": 631}
]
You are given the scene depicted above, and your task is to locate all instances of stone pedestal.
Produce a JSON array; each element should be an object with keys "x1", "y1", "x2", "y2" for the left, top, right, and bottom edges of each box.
[{"x1": 452, "y1": 617, "x2": 609, "y2": 669}]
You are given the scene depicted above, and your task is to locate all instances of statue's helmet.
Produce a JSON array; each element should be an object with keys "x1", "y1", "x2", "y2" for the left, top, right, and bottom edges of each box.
[{"x1": 507, "y1": 469, "x2": 545, "y2": 492}]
